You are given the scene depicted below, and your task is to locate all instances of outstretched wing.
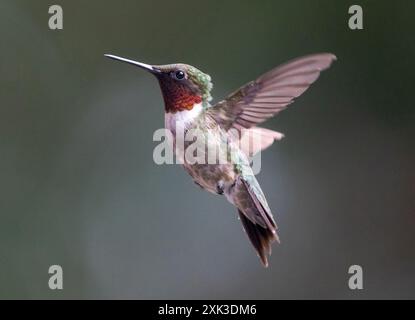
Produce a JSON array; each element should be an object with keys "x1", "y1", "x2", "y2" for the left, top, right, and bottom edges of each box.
[{"x1": 206, "y1": 53, "x2": 336, "y2": 131}]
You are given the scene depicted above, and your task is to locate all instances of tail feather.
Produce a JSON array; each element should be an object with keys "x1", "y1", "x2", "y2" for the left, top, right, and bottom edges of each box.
[
  {"x1": 238, "y1": 210, "x2": 277, "y2": 267},
  {"x1": 230, "y1": 178, "x2": 279, "y2": 267}
]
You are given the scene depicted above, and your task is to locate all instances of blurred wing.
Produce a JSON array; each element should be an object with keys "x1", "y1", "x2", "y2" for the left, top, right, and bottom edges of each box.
[{"x1": 206, "y1": 53, "x2": 336, "y2": 131}]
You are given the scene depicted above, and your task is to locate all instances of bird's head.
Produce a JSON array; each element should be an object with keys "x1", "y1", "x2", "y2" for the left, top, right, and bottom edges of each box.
[{"x1": 105, "y1": 54, "x2": 213, "y2": 113}]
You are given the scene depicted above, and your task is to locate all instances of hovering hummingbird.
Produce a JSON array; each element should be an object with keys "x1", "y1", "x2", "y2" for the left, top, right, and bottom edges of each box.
[{"x1": 105, "y1": 53, "x2": 336, "y2": 267}]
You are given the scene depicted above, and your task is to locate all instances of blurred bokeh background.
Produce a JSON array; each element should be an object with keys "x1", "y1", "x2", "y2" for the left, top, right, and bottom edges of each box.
[{"x1": 0, "y1": 0, "x2": 414, "y2": 299}]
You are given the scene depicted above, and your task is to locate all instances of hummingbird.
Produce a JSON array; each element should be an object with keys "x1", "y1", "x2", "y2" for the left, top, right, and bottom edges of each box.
[{"x1": 105, "y1": 53, "x2": 336, "y2": 267}]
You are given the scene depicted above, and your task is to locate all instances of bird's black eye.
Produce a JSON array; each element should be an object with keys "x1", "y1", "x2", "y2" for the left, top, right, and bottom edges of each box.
[{"x1": 174, "y1": 70, "x2": 185, "y2": 80}]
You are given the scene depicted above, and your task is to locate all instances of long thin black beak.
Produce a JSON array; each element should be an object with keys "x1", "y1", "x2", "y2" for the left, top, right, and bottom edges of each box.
[{"x1": 104, "y1": 54, "x2": 161, "y2": 74}]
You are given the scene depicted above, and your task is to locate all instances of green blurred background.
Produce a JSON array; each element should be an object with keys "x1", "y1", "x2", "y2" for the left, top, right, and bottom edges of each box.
[{"x1": 1, "y1": 0, "x2": 414, "y2": 299}]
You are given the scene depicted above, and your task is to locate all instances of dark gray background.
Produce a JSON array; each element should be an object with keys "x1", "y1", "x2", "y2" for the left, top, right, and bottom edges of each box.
[{"x1": 1, "y1": 0, "x2": 414, "y2": 299}]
